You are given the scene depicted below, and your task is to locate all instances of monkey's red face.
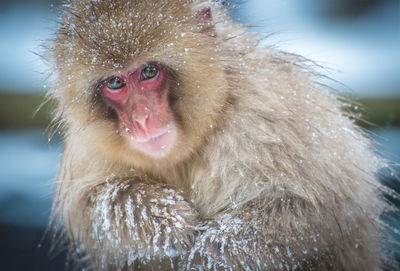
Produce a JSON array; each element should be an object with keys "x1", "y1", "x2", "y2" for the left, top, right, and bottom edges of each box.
[{"x1": 100, "y1": 63, "x2": 177, "y2": 158}]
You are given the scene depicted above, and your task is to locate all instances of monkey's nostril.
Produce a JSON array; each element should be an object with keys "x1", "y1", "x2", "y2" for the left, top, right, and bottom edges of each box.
[{"x1": 135, "y1": 114, "x2": 149, "y2": 127}]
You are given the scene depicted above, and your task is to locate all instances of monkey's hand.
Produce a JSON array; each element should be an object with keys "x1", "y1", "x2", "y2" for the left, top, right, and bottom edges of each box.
[
  {"x1": 181, "y1": 194, "x2": 328, "y2": 271},
  {"x1": 84, "y1": 179, "x2": 200, "y2": 268}
]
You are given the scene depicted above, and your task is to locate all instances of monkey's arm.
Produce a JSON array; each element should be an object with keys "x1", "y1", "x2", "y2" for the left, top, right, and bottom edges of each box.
[
  {"x1": 70, "y1": 179, "x2": 200, "y2": 269},
  {"x1": 182, "y1": 192, "x2": 368, "y2": 271}
]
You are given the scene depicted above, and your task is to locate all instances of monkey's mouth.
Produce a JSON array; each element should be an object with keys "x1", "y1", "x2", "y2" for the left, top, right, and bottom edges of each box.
[{"x1": 123, "y1": 124, "x2": 177, "y2": 158}]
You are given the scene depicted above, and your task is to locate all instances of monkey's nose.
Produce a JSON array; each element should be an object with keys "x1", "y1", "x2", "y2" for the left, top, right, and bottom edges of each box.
[{"x1": 132, "y1": 114, "x2": 150, "y2": 136}]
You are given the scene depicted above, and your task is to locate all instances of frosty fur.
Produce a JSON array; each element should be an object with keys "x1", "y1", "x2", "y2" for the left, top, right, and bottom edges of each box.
[{"x1": 49, "y1": 0, "x2": 385, "y2": 270}]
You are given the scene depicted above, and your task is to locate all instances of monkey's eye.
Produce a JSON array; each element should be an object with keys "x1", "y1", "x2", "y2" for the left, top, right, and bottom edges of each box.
[
  {"x1": 107, "y1": 76, "x2": 126, "y2": 90},
  {"x1": 141, "y1": 65, "x2": 159, "y2": 81}
]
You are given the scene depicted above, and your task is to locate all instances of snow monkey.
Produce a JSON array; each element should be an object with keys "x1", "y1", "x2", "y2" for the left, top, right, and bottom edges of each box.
[{"x1": 47, "y1": 0, "x2": 389, "y2": 270}]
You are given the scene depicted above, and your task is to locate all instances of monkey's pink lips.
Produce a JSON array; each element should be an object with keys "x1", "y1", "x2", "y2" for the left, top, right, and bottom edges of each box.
[{"x1": 124, "y1": 125, "x2": 177, "y2": 157}]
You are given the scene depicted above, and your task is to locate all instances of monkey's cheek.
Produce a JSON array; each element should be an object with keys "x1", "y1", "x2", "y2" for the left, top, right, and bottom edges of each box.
[{"x1": 126, "y1": 125, "x2": 177, "y2": 158}]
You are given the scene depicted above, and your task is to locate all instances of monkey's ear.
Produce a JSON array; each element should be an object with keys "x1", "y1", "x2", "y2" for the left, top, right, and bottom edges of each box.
[
  {"x1": 197, "y1": 7, "x2": 213, "y2": 22},
  {"x1": 196, "y1": 7, "x2": 216, "y2": 37}
]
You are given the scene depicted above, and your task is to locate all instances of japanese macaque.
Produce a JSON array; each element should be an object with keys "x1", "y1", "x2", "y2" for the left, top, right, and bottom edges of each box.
[{"x1": 48, "y1": 0, "x2": 389, "y2": 270}]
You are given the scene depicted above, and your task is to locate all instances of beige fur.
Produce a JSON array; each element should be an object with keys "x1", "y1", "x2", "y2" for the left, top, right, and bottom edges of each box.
[{"x1": 48, "y1": 0, "x2": 387, "y2": 270}]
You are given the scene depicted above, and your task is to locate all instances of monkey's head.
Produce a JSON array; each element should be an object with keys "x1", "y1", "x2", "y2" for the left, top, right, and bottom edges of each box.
[{"x1": 51, "y1": 0, "x2": 233, "y2": 171}]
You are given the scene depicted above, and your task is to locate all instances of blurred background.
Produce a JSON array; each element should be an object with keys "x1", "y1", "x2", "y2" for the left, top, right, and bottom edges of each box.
[{"x1": 0, "y1": 0, "x2": 399, "y2": 270}]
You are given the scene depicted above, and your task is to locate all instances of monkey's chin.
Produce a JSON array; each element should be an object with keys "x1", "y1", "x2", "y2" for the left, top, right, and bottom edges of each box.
[{"x1": 125, "y1": 125, "x2": 177, "y2": 158}]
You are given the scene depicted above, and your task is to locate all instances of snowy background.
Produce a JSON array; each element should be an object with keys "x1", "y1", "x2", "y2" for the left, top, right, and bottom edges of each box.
[{"x1": 0, "y1": 0, "x2": 399, "y2": 270}]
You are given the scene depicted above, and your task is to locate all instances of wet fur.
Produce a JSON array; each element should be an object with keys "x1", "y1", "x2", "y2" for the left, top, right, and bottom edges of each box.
[{"x1": 48, "y1": 0, "x2": 386, "y2": 270}]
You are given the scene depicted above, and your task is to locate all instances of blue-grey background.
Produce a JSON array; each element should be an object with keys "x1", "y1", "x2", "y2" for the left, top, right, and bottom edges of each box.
[{"x1": 0, "y1": 0, "x2": 399, "y2": 270}]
